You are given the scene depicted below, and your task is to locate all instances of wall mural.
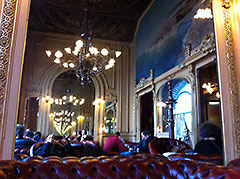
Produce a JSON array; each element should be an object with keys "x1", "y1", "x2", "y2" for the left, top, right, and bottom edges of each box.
[{"x1": 136, "y1": 0, "x2": 214, "y2": 83}]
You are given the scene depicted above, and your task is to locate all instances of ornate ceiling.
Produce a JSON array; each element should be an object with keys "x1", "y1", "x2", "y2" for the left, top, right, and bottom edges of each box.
[{"x1": 28, "y1": 0, "x2": 153, "y2": 42}]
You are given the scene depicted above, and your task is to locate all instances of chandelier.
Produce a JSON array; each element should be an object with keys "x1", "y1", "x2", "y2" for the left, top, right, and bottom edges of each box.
[
  {"x1": 45, "y1": 0, "x2": 121, "y2": 86},
  {"x1": 49, "y1": 79, "x2": 85, "y2": 135},
  {"x1": 194, "y1": 0, "x2": 213, "y2": 19}
]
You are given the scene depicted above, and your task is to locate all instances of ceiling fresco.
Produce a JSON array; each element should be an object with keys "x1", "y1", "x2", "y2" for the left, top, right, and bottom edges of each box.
[{"x1": 28, "y1": 0, "x2": 153, "y2": 42}]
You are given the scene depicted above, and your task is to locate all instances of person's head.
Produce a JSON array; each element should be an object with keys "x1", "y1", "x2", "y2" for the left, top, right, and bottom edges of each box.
[
  {"x1": 198, "y1": 121, "x2": 222, "y2": 140},
  {"x1": 141, "y1": 130, "x2": 151, "y2": 140},
  {"x1": 16, "y1": 124, "x2": 24, "y2": 139},
  {"x1": 25, "y1": 130, "x2": 34, "y2": 138},
  {"x1": 115, "y1": 132, "x2": 120, "y2": 137},
  {"x1": 33, "y1": 132, "x2": 42, "y2": 141},
  {"x1": 81, "y1": 129, "x2": 87, "y2": 135}
]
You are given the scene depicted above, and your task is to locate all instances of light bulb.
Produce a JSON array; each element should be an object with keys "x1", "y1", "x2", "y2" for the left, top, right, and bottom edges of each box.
[
  {"x1": 115, "y1": 51, "x2": 121, "y2": 58},
  {"x1": 105, "y1": 64, "x2": 110, "y2": 69},
  {"x1": 69, "y1": 62, "x2": 75, "y2": 68},
  {"x1": 76, "y1": 40, "x2": 83, "y2": 48},
  {"x1": 64, "y1": 47, "x2": 71, "y2": 54},
  {"x1": 54, "y1": 58, "x2": 61, "y2": 64},
  {"x1": 109, "y1": 58, "x2": 115, "y2": 65},
  {"x1": 93, "y1": 66, "x2": 98, "y2": 71},
  {"x1": 73, "y1": 50, "x2": 78, "y2": 56},
  {"x1": 45, "y1": 50, "x2": 52, "y2": 57},
  {"x1": 55, "y1": 50, "x2": 63, "y2": 58},
  {"x1": 89, "y1": 46, "x2": 99, "y2": 55},
  {"x1": 101, "y1": 48, "x2": 109, "y2": 56},
  {"x1": 62, "y1": 62, "x2": 68, "y2": 68}
]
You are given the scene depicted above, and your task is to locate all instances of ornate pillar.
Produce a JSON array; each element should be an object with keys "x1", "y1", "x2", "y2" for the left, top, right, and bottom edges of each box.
[
  {"x1": 0, "y1": 0, "x2": 31, "y2": 159},
  {"x1": 167, "y1": 81, "x2": 175, "y2": 139},
  {"x1": 212, "y1": 0, "x2": 240, "y2": 163}
]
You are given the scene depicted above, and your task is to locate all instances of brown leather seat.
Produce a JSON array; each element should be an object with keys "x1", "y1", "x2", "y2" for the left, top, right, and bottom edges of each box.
[
  {"x1": 2, "y1": 154, "x2": 240, "y2": 178},
  {"x1": 148, "y1": 138, "x2": 192, "y2": 154}
]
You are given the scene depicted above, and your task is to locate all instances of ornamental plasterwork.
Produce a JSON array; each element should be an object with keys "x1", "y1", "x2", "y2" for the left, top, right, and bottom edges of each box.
[
  {"x1": 184, "y1": 33, "x2": 216, "y2": 61},
  {"x1": 135, "y1": 69, "x2": 154, "y2": 90},
  {"x1": 223, "y1": 3, "x2": 240, "y2": 158},
  {"x1": 200, "y1": 33, "x2": 216, "y2": 53},
  {"x1": 0, "y1": 0, "x2": 17, "y2": 130}
]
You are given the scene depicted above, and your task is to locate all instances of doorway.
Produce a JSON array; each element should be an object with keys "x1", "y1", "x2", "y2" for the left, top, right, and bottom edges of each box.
[
  {"x1": 140, "y1": 92, "x2": 154, "y2": 134},
  {"x1": 198, "y1": 62, "x2": 221, "y2": 126}
]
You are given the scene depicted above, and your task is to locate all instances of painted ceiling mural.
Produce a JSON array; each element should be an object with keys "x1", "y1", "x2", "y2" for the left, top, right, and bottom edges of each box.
[
  {"x1": 136, "y1": 0, "x2": 214, "y2": 83},
  {"x1": 28, "y1": 0, "x2": 152, "y2": 42}
]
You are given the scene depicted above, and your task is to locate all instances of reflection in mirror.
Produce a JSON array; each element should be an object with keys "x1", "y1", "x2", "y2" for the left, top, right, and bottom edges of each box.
[
  {"x1": 158, "y1": 79, "x2": 192, "y2": 147},
  {"x1": 104, "y1": 102, "x2": 116, "y2": 133},
  {"x1": 50, "y1": 71, "x2": 95, "y2": 137}
]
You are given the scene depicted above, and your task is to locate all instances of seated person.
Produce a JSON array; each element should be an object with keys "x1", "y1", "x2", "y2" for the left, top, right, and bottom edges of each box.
[
  {"x1": 36, "y1": 134, "x2": 75, "y2": 157},
  {"x1": 194, "y1": 121, "x2": 223, "y2": 155},
  {"x1": 33, "y1": 131, "x2": 44, "y2": 142},
  {"x1": 77, "y1": 129, "x2": 87, "y2": 142},
  {"x1": 104, "y1": 132, "x2": 128, "y2": 153},
  {"x1": 135, "y1": 130, "x2": 155, "y2": 153},
  {"x1": 15, "y1": 124, "x2": 36, "y2": 149}
]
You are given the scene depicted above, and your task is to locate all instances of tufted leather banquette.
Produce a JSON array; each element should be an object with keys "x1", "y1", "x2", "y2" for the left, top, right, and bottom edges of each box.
[
  {"x1": 168, "y1": 153, "x2": 224, "y2": 165},
  {"x1": 1, "y1": 154, "x2": 240, "y2": 178},
  {"x1": 30, "y1": 140, "x2": 107, "y2": 157},
  {"x1": 149, "y1": 138, "x2": 192, "y2": 154}
]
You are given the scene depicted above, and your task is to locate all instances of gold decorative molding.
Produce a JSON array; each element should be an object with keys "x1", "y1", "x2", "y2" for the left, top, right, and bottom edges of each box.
[
  {"x1": 223, "y1": 4, "x2": 240, "y2": 158},
  {"x1": 0, "y1": 0, "x2": 17, "y2": 133}
]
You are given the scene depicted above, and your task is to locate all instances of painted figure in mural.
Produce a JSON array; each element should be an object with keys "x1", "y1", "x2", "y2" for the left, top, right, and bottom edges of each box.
[{"x1": 193, "y1": 121, "x2": 223, "y2": 155}]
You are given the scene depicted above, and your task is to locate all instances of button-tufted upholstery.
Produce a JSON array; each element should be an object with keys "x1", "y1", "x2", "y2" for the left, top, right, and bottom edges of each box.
[
  {"x1": 1, "y1": 154, "x2": 240, "y2": 178},
  {"x1": 168, "y1": 153, "x2": 224, "y2": 165},
  {"x1": 149, "y1": 138, "x2": 192, "y2": 154},
  {"x1": 30, "y1": 140, "x2": 107, "y2": 157}
]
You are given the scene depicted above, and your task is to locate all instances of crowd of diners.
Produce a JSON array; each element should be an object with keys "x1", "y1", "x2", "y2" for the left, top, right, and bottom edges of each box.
[{"x1": 15, "y1": 121, "x2": 223, "y2": 158}]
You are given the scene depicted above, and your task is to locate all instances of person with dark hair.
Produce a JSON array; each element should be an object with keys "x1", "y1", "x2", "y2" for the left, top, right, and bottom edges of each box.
[
  {"x1": 25, "y1": 130, "x2": 34, "y2": 138},
  {"x1": 134, "y1": 130, "x2": 155, "y2": 153},
  {"x1": 193, "y1": 121, "x2": 223, "y2": 155},
  {"x1": 77, "y1": 129, "x2": 88, "y2": 142},
  {"x1": 104, "y1": 132, "x2": 128, "y2": 153},
  {"x1": 36, "y1": 134, "x2": 75, "y2": 157},
  {"x1": 15, "y1": 124, "x2": 36, "y2": 149},
  {"x1": 33, "y1": 132, "x2": 44, "y2": 142}
]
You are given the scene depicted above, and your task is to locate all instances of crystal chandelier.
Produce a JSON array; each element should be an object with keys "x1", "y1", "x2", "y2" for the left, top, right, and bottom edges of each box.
[
  {"x1": 45, "y1": 0, "x2": 121, "y2": 86},
  {"x1": 49, "y1": 78, "x2": 85, "y2": 135}
]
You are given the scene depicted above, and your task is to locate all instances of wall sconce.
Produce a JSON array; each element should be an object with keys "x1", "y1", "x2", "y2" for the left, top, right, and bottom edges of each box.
[
  {"x1": 71, "y1": 121, "x2": 77, "y2": 126},
  {"x1": 42, "y1": 95, "x2": 54, "y2": 104},
  {"x1": 49, "y1": 113, "x2": 55, "y2": 118},
  {"x1": 99, "y1": 124, "x2": 106, "y2": 134},
  {"x1": 157, "y1": 101, "x2": 167, "y2": 108},
  {"x1": 157, "y1": 125, "x2": 162, "y2": 133},
  {"x1": 77, "y1": 115, "x2": 85, "y2": 121},
  {"x1": 93, "y1": 98, "x2": 105, "y2": 105}
]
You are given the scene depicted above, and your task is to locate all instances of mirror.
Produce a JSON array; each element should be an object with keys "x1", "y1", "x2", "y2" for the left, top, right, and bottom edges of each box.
[{"x1": 104, "y1": 102, "x2": 117, "y2": 133}]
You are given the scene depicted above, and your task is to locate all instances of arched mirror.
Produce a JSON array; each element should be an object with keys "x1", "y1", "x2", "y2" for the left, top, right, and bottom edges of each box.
[
  {"x1": 49, "y1": 71, "x2": 95, "y2": 137},
  {"x1": 104, "y1": 101, "x2": 117, "y2": 134}
]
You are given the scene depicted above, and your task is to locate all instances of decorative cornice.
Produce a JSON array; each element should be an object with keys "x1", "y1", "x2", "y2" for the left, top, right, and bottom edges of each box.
[
  {"x1": 0, "y1": 0, "x2": 17, "y2": 134},
  {"x1": 223, "y1": 4, "x2": 240, "y2": 158}
]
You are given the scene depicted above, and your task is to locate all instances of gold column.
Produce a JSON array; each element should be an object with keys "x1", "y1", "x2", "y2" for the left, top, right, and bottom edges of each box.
[
  {"x1": 0, "y1": 0, "x2": 17, "y2": 158},
  {"x1": 213, "y1": 0, "x2": 240, "y2": 162}
]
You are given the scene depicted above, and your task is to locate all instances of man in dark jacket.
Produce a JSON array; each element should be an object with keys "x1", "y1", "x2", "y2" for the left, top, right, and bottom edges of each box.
[
  {"x1": 36, "y1": 134, "x2": 75, "y2": 157},
  {"x1": 135, "y1": 130, "x2": 155, "y2": 153},
  {"x1": 15, "y1": 124, "x2": 36, "y2": 149}
]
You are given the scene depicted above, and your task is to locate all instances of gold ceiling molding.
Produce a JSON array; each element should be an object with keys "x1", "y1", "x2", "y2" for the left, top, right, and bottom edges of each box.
[
  {"x1": 0, "y1": 0, "x2": 17, "y2": 131},
  {"x1": 223, "y1": 2, "x2": 240, "y2": 158}
]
